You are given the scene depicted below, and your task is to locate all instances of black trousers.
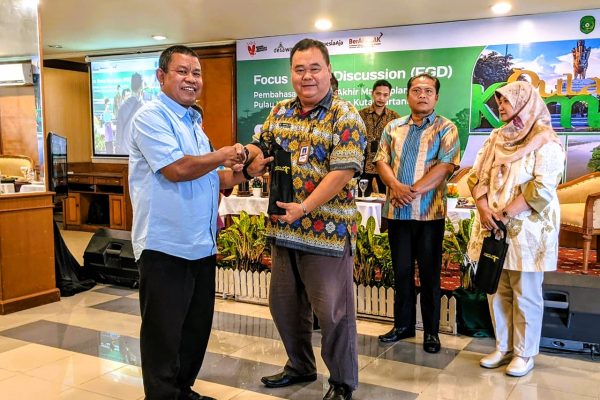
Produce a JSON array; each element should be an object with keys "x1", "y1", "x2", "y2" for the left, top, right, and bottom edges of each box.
[
  {"x1": 138, "y1": 250, "x2": 216, "y2": 400},
  {"x1": 387, "y1": 219, "x2": 445, "y2": 334}
]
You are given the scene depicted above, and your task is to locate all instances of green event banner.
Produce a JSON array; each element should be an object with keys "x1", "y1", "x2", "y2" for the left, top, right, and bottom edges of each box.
[
  {"x1": 236, "y1": 11, "x2": 600, "y2": 178},
  {"x1": 237, "y1": 46, "x2": 484, "y2": 146}
]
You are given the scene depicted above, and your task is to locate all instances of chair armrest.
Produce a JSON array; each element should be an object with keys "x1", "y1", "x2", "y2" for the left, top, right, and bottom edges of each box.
[
  {"x1": 583, "y1": 191, "x2": 600, "y2": 231},
  {"x1": 557, "y1": 172, "x2": 600, "y2": 203}
]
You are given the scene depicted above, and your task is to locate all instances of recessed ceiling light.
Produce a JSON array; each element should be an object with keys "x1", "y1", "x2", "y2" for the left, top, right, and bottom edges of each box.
[
  {"x1": 491, "y1": 2, "x2": 512, "y2": 15},
  {"x1": 48, "y1": 44, "x2": 63, "y2": 48},
  {"x1": 315, "y1": 18, "x2": 332, "y2": 31},
  {"x1": 152, "y1": 35, "x2": 167, "y2": 41}
]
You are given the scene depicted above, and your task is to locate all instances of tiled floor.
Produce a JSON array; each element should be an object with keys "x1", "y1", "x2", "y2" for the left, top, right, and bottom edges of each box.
[{"x1": 0, "y1": 230, "x2": 598, "y2": 399}]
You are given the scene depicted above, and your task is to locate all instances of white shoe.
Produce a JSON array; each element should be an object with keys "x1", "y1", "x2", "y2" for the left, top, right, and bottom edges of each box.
[
  {"x1": 480, "y1": 350, "x2": 513, "y2": 368},
  {"x1": 505, "y1": 356, "x2": 534, "y2": 377}
]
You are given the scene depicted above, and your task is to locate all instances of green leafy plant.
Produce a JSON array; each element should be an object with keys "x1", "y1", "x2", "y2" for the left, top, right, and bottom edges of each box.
[
  {"x1": 588, "y1": 145, "x2": 600, "y2": 172},
  {"x1": 354, "y1": 216, "x2": 394, "y2": 288},
  {"x1": 252, "y1": 177, "x2": 263, "y2": 188},
  {"x1": 216, "y1": 228, "x2": 237, "y2": 270},
  {"x1": 443, "y1": 211, "x2": 476, "y2": 290},
  {"x1": 217, "y1": 211, "x2": 268, "y2": 272}
]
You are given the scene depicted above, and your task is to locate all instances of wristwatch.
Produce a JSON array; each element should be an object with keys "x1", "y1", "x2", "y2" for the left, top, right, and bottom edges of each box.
[
  {"x1": 501, "y1": 209, "x2": 512, "y2": 220},
  {"x1": 300, "y1": 202, "x2": 308, "y2": 216},
  {"x1": 243, "y1": 146, "x2": 250, "y2": 164},
  {"x1": 242, "y1": 164, "x2": 252, "y2": 180}
]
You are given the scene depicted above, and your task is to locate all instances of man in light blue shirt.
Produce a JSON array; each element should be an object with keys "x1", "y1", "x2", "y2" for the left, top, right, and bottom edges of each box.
[{"x1": 129, "y1": 45, "x2": 270, "y2": 400}]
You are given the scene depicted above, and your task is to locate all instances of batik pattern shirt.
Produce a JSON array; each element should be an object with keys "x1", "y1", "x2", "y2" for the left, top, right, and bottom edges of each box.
[
  {"x1": 253, "y1": 91, "x2": 366, "y2": 257},
  {"x1": 359, "y1": 105, "x2": 400, "y2": 174},
  {"x1": 373, "y1": 112, "x2": 460, "y2": 221}
]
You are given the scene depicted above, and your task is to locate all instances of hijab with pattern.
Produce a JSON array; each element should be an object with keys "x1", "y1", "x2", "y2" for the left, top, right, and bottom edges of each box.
[{"x1": 472, "y1": 80, "x2": 561, "y2": 200}]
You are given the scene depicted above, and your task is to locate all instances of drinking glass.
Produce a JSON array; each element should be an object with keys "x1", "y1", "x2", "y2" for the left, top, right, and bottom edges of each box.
[
  {"x1": 358, "y1": 179, "x2": 368, "y2": 198},
  {"x1": 20, "y1": 166, "x2": 29, "y2": 180}
]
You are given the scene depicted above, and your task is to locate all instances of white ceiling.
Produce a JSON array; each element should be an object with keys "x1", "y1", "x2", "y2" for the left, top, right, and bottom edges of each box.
[
  {"x1": 38, "y1": 0, "x2": 600, "y2": 59},
  {"x1": 0, "y1": 0, "x2": 37, "y2": 59}
]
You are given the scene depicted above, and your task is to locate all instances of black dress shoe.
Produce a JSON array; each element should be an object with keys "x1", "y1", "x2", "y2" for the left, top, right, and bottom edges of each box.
[
  {"x1": 323, "y1": 384, "x2": 352, "y2": 400},
  {"x1": 378, "y1": 327, "x2": 416, "y2": 343},
  {"x1": 261, "y1": 371, "x2": 317, "y2": 388},
  {"x1": 179, "y1": 390, "x2": 216, "y2": 400},
  {"x1": 423, "y1": 333, "x2": 441, "y2": 353}
]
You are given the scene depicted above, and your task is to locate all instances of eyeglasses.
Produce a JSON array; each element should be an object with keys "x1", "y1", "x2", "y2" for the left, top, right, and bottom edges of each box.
[
  {"x1": 168, "y1": 68, "x2": 202, "y2": 79},
  {"x1": 409, "y1": 87, "x2": 436, "y2": 96}
]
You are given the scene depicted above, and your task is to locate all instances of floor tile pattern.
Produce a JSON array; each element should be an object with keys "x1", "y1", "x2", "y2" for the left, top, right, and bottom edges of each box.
[{"x1": 1, "y1": 284, "x2": 599, "y2": 400}]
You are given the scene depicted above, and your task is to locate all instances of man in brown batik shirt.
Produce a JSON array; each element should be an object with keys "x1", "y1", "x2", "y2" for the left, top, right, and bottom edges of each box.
[{"x1": 358, "y1": 79, "x2": 400, "y2": 196}]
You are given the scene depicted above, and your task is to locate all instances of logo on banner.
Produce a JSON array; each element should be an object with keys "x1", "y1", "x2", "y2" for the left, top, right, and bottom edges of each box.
[
  {"x1": 580, "y1": 16, "x2": 596, "y2": 34},
  {"x1": 247, "y1": 41, "x2": 267, "y2": 56},
  {"x1": 274, "y1": 42, "x2": 292, "y2": 54},
  {"x1": 348, "y1": 32, "x2": 383, "y2": 49},
  {"x1": 323, "y1": 39, "x2": 344, "y2": 47}
]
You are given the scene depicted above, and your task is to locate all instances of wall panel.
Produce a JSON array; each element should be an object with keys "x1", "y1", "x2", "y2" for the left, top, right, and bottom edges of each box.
[
  {"x1": 43, "y1": 67, "x2": 92, "y2": 162},
  {"x1": 0, "y1": 86, "x2": 38, "y2": 164}
]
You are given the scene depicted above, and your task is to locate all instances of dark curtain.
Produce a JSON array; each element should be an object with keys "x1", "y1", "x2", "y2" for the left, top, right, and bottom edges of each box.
[{"x1": 54, "y1": 221, "x2": 96, "y2": 296}]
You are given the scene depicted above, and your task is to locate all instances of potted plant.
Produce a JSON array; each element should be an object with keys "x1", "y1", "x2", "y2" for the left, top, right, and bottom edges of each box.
[
  {"x1": 354, "y1": 216, "x2": 395, "y2": 316},
  {"x1": 217, "y1": 211, "x2": 267, "y2": 272},
  {"x1": 446, "y1": 182, "x2": 460, "y2": 209},
  {"x1": 216, "y1": 211, "x2": 271, "y2": 302},
  {"x1": 443, "y1": 211, "x2": 475, "y2": 290},
  {"x1": 443, "y1": 211, "x2": 493, "y2": 337},
  {"x1": 251, "y1": 177, "x2": 263, "y2": 197},
  {"x1": 354, "y1": 216, "x2": 393, "y2": 287},
  {"x1": 216, "y1": 229, "x2": 237, "y2": 270}
]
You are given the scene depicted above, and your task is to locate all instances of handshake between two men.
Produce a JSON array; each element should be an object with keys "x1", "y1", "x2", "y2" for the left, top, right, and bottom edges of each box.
[{"x1": 216, "y1": 143, "x2": 273, "y2": 178}]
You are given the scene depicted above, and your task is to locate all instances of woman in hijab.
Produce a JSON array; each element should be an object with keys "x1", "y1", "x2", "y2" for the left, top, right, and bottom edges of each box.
[{"x1": 467, "y1": 80, "x2": 564, "y2": 377}]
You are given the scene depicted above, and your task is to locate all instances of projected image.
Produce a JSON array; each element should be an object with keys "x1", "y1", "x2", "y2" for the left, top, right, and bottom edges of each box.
[
  {"x1": 90, "y1": 55, "x2": 160, "y2": 156},
  {"x1": 565, "y1": 135, "x2": 600, "y2": 181}
]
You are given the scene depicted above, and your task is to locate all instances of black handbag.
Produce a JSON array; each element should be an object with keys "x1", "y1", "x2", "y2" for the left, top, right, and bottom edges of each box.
[
  {"x1": 267, "y1": 142, "x2": 293, "y2": 215},
  {"x1": 474, "y1": 219, "x2": 509, "y2": 294}
]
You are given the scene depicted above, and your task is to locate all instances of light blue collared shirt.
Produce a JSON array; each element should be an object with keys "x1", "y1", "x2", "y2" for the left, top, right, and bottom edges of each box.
[{"x1": 128, "y1": 92, "x2": 219, "y2": 260}]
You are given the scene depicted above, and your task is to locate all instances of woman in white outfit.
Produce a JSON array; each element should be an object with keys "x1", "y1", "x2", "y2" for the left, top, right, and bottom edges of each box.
[{"x1": 467, "y1": 80, "x2": 564, "y2": 377}]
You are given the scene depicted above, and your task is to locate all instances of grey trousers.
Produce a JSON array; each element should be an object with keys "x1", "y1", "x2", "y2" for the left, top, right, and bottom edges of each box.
[{"x1": 269, "y1": 240, "x2": 359, "y2": 390}]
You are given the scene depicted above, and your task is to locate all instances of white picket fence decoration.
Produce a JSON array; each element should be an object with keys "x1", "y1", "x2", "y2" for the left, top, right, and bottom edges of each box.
[
  {"x1": 353, "y1": 283, "x2": 457, "y2": 334},
  {"x1": 216, "y1": 267, "x2": 457, "y2": 334},
  {"x1": 215, "y1": 267, "x2": 269, "y2": 305}
]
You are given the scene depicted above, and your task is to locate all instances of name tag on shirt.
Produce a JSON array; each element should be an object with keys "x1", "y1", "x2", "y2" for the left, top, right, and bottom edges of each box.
[{"x1": 298, "y1": 140, "x2": 311, "y2": 165}]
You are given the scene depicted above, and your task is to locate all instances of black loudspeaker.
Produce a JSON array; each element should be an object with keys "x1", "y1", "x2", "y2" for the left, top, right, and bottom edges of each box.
[
  {"x1": 83, "y1": 228, "x2": 138, "y2": 287},
  {"x1": 541, "y1": 272, "x2": 600, "y2": 354}
]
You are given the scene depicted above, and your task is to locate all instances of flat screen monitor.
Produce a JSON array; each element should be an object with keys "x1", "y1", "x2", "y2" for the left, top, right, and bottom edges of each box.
[
  {"x1": 89, "y1": 53, "x2": 160, "y2": 157},
  {"x1": 46, "y1": 132, "x2": 68, "y2": 195}
]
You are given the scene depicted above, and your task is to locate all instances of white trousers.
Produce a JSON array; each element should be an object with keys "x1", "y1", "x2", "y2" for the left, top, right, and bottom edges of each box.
[{"x1": 488, "y1": 269, "x2": 545, "y2": 357}]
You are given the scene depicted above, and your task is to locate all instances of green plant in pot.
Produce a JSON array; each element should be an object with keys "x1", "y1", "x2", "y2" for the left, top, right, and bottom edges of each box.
[
  {"x1": 217, "y1": 228, "x2": 237, "y2": 269},
  {"x1": 217, "y1": 211, "x2": 267, "y2": 272},
  {"x1": 354, "y1": 216, "x2": 393, "y2": 288},
  {"x1": 444, "y1": 211, "x2": 493, "y2": 337},
  {"x1": 446, "y1": 182, "x2": 460, "y2": 209},
  {"x1": 252, "y1": 177, "x2": 263, "y2": 189},
  {"x1": 443, "y1": 211, "x2": 475, "y2": 290}
]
